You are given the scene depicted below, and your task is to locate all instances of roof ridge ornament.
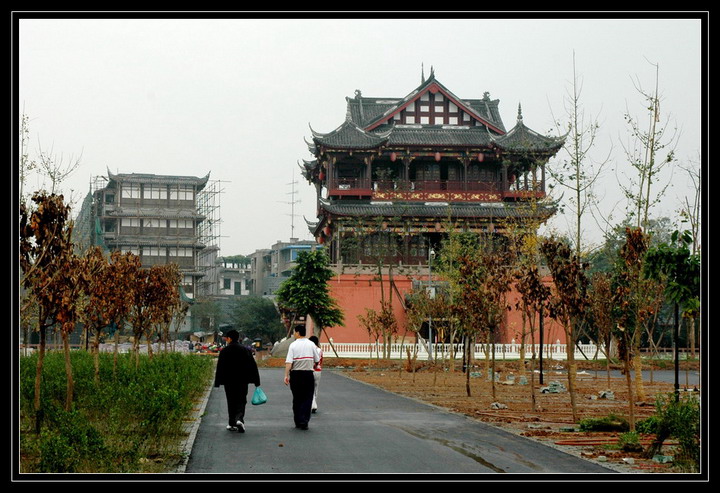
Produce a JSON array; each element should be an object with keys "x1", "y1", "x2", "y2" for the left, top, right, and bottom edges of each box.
[{"x1": 517, "y1": 102, "x2": 523, "y2": 122}]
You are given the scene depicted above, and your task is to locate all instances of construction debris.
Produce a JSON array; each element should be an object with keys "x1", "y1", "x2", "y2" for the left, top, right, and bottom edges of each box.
[{"x1": 540, "y1": 381, "x2": 567, "y2": 393}]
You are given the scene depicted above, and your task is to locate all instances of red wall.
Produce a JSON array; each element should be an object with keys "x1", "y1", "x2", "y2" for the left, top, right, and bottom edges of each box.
[{"x1": 315, "y1": 273, "x2": 568, "y2": 345}]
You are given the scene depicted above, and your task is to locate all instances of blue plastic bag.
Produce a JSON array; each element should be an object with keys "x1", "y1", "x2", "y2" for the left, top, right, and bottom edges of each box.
[{"x1": 251, "y1": 386, "x2": 267, "y2": 405}]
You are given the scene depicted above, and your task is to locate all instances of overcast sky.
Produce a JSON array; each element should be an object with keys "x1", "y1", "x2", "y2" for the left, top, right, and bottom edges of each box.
[{"x1": 16, "y1": 15, "x2": 705, "y2": 256}]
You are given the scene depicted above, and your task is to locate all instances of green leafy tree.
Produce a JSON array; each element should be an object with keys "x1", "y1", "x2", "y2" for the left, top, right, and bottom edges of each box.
[
  {"x1": 644, "y1": 230, "x2": 701, "y2": 400},
  {"x1": 231, "y1": 296, "x2": 285, "y2": 344},
  {"x1": 191, "y1": 296, "x2": 225, "y2": 334},
  {"x1": 275, "y1": 249, "x2": 344, "y2": 355}
]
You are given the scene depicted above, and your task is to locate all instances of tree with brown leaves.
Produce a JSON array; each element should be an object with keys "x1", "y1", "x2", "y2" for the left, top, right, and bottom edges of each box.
[
  {"x1": 611, "y1": 227, "x2": 652, "y2": 430},
  {"x1": 540, "y1": 236, "x2": 590, "y2": 423},
  {"x1": 20, "y1": 192, "x2": 74, "y2": 429}
]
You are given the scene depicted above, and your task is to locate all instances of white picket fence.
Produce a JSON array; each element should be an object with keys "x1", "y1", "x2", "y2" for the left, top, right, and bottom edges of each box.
[{"x1": 320, "y1": 341, "x2": 605, "y2": 361}]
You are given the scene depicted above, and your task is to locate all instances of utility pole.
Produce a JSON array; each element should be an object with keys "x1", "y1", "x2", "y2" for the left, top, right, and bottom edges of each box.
[{"x1": 278, "y1": 170, "x2": 301, "y2": 240}]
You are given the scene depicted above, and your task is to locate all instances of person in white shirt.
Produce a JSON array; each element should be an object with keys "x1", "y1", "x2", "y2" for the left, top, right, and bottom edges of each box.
[
  {"x1": 308, "y1": 336, "x2": 323, "y2": 413},
  {"x1": 284, "y1": 325, "x2": 320, "y2": 430}
]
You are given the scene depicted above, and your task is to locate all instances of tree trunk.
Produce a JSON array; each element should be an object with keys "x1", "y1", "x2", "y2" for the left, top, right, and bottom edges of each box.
[
  {"x1": 93, "y1": 329, "x2": 101, "y2": 385},
  {"x1": 605, "y1": 340, "x2": 612, "y2": 386},
  {"x1": 490, "y1": 335, "x2": 497, "y2": 401},
  {"x1": 624, "y1": 349, "x2": 636, "y2": 431},
  {"x1": 633, "y1": 352, "x2": 646, "y2": 402},
  {"x1": 62, "y1": 330, "x2": 74, "y2": 411},
  {"x1": 146, "y1": 333, "x2": 154, "y2": 360},
  {"x1": 465, "y1": 336, "x2": 472, "y2": 397},
  {"x1": 320, "y1": 327, "x2": 340, "y2": 358},
  {"x1": 113, "y1": 329, "x2": 119, "y2": 376},
  {"x1": 565, "y1": 326, "x2": 579, "y2": 423},
  {"x1": 34, "y1": 322, "x2": 46, "y2": 434}
]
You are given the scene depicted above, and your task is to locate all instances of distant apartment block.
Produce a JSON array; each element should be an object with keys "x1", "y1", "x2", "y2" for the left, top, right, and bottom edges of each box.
[
  {"x1": 247, "y1": 239, "x2": 315, "y2": 296},
  {"x1": 217, "y1": 256, "x2": 251, "y2": 296},
  {"x1": 75, "y1": 170, "x2": 223, "y2": 299}
]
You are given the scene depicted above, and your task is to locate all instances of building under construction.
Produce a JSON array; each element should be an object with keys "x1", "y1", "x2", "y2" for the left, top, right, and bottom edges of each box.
[{"x1": 74, "y1": 169, "x2": 224, "y2": 300}]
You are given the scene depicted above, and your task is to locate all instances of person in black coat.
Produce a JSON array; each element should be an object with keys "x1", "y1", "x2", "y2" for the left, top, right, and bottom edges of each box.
[{"x1": 213, "y1": 329, "x2": 261, "y2": 432}]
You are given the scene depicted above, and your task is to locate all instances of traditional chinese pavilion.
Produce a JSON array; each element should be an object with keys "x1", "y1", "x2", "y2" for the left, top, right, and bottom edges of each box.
[{"x1": 301, "y1": 70, "x2": 566, "y2": 345}]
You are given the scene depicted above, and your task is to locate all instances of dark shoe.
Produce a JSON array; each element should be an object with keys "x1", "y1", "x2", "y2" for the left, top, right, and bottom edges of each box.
[
  {"x1": 311, "y1": 408, "x2": 317, "y2": 413},
  {"x1": 236, "y1": 421, "x2": 245, "y2": 433},
  {"x1": 299, "y1": 424, "x2": 308, "y2": 430},
  {"x1": 226, "y1": 425, "x2": 238, "y2": 432}
]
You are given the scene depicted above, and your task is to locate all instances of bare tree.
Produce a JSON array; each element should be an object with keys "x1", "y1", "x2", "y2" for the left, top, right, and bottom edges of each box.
[
  {"x1": 619, "y1": 60, "x2": 680, "y2": 231},
  {"x1": 35, "y1": 140, "x2": 83, "y2": 196},
  {"x1": 19, "y1": 111, "x2": 38, "y2": 205},
  {"x1": 549, "y1": 51, "x2": 611, "y2": 259}
]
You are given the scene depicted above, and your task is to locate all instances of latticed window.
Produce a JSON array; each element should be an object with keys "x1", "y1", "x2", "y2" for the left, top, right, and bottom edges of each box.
[
  {"x1": 121, "y1": 184, "x2": 140, "y2": 199},
  {"x1": 143, "y1": 185, "x2": 167, "y2": 200},
  {"x1": 170, "y1": 185, "x2": 194, "y2": 201},
  {"x1": 143, "y1": 247, "x2": 164, "y2": 257}
]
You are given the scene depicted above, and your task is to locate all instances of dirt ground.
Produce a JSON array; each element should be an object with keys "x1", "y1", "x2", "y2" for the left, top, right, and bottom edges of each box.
[{"x1": 261, "y1": 355, "x2": 701, "y2": 474}]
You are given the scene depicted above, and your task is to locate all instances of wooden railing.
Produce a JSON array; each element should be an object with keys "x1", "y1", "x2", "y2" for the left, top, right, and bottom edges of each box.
[{"x1": 327, "y1": 178, "x2": 544, "y2": 197}]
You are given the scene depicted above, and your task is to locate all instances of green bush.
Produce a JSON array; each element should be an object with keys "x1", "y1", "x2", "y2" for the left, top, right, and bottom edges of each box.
[
  {"x1": 20, "y1": 350, "x2": 214, "y2": 473},
  {"x1": 578, "y1": 414, "x2": 630, "y2": 432},
  {"x1": 636, "y1": 415, "x2": 660, "y2": 434},
  {"x1": 618, "y1": 431, "x2": 643, "y2": 452},
  {"x1": 644, "y1": 393, "x2": 701, "y2": 471}
]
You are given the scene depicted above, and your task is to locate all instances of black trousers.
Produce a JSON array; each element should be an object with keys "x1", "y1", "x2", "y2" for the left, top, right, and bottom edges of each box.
[
  {"x1": 289, "y1": 370, "x2": 315, "y2": 427},
  {"x1": 223, "y1": 382, "x2": 249, "y2": 426}
]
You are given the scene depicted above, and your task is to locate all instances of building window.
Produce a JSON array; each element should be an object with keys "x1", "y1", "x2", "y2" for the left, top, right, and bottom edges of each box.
[
  {"x1": 223, "y1": 278, "x2": 231, "y2": 290},
  {"x1": 169, "y1": 219, "x2": 194, "y2": 230},
  {"x1": 406, "y1": 115, "x2": 415, "y2": 124},
  {"x1": 170, "y1": 185, "x2": 194, "y2": 201},
  {"x1": 120, "y1": 247, "x2": 139, "y2": 256},
  {"x1": 121, "y1": 184, "x2": 141, "y2": 199},
  {"x1": 434, "y1": 116, "x2": 444, "y2": 125},
  {"x1": 143, "y1": 247, "x2": 164, "y2": 257},
  {"x1": 420, "y1": 116, "x2": 429, "y2": 124},
  {"x1": 121, "y1": 218, "x2": 140, "y2": 228},
  {"x1": 143, "y1": 185, "x2": 167, "y2": 200},
  {"x1": 169, "y1": 247, "x2": 193, "y2": 257}
]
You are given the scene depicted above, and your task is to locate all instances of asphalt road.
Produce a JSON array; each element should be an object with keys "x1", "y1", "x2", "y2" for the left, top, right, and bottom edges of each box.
[{"x1": 183, "y1": 368, "x2": 617, "y2": 477}]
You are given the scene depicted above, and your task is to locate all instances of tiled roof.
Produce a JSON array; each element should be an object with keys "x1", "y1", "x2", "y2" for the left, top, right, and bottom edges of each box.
[
  {"x1": 104, "y1": 207, "x2": 205, "y2": 219},
  {"x1": 492, "y1": 105, "x2": 565, "y2": 153},
  {"x1": 377, "y1": 124, "x2": 496, "y2": 147},
  {"x1": 107, "y1": 169, "x2": 211, "y2": 189},
  {"x1": 310, "y1": 119, "x2": 390, "y2": 149},
  {"x1": 319, "y1": 200, "x2": 556, "y2": 220}
]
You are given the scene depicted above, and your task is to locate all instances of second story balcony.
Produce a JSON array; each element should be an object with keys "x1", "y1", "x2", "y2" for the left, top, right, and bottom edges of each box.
[{"x1": 327, "y1": 176, "x2": 546, "y2": 202}]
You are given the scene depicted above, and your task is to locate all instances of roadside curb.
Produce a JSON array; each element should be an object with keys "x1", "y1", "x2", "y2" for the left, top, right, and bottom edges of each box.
[{"x1": 173, "y1": 360, "x2": 216, "y2": 474}]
